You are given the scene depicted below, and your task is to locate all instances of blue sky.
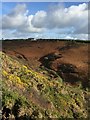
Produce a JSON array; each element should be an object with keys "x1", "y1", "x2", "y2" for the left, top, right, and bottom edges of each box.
[
  {"x1": 2, "y1": 2, "x2": 85, "y2": 15},
  {"x1": 2, "y1": 2, "x2": 49, "y2": 15},
  {"x1": 1, "y1": 2, "x2": 88, "y2": 40}
]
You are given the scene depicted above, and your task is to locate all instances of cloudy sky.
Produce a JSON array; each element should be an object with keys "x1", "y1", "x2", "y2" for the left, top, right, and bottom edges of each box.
[{"x1": 1, "y1": 2, "x2": 88, "y2": 40}]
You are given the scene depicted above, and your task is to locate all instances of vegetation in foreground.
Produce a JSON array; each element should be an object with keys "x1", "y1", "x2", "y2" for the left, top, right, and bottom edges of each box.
[{"x1": 0, "y1": 52, "x2": 90, "y2": 119}]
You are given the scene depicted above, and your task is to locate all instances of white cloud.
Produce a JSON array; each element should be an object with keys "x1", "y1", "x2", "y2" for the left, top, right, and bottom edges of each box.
[
  {"x1": 18, "y1": 15, "x2": 44, "y2": 33},
  {"x1": 65, "y1": 34, "x2": 88, "y2": 40},
  {"x1": 32, "y1": 3, "x2": 88, "y2": 34},
  {"x1": 54, "y1": 3, "x2": 86, "y2": 33},
  {"x1": 31, "y1": 11, "x2": 47, "y2": 28},
  {"x1": 2, "y1": 4, "x2": 28, "y2": 29},
  {"x1": 2, "y1": 3, "x2": 88, "y2": 40},
  {"x1": 2, "y1": 4, "x2": 43, "y2": 33}
]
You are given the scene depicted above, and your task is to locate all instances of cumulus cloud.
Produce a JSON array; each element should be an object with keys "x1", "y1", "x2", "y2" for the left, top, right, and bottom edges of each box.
[
  {"x1": 2, "y1": 4, "x2": 28, "y2": 29},
  {"x1": 31, "y1": 11, "x2": 47, "y2": 28},
  {"x1": 2, "y1": 4, "x2": 43, "y2": 33},
  {"x1": 2, "y1": 3, "x2": 88, "y2": 40},
  {"x1": 18, "y1": 15, "x2": 44, "y2": 33},
  {"x1": 32, "y1": 3, "x2": 88, "y2": 34}
]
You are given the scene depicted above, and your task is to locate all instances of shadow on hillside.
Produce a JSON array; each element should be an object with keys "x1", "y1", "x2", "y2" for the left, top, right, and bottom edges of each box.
[
  {"x1": 57, "y1": 41, "x2": 80, "y2": 51},
  {"x1": 39, "y1": 52, "x2": 62, "y2": 69},
  {"x1": 39, "y1": 53, "x2": 89, "y2": 89}
]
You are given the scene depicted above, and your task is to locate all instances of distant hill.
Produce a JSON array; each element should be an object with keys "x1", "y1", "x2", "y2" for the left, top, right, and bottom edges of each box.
[{"x1": 2, "y1": 38, "x2": 90, "y2": 43}]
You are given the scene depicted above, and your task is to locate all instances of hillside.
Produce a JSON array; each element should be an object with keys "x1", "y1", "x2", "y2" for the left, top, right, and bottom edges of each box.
[
  {"x1": 1, "y1": 40, "x2": 90, "y2": 119},
  {"x1": 2, "y1": 40, "x2": 89, "y2": 88}
]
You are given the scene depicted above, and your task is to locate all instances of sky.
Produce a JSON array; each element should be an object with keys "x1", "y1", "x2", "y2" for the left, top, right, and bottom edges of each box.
[{"x1": 1, "y1": 2, "x2": 89, "y2": 40}]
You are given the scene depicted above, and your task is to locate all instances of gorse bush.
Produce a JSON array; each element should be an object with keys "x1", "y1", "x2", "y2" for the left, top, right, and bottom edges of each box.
[{"x1": 1, "y1": 52, "x2": 89, "y2": 119}]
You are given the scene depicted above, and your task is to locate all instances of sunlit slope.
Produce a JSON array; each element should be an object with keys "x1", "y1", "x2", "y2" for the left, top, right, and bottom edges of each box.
[{"x1": 1, "y1": 52, "x2": 89, "y2": 119}]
